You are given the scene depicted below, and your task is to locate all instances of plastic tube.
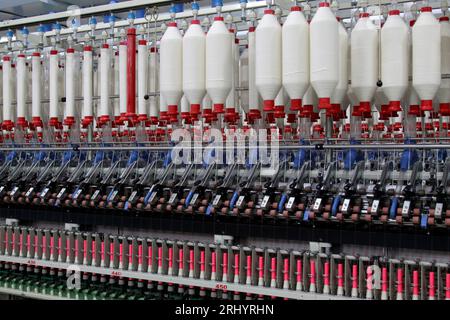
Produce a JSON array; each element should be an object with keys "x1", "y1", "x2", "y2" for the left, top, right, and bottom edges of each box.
[
  {"x1": 16, "y1": 54, "x2": 27, "y2": 128},
  {"x1": 2, "y1": 56, "x2": 13, "y2": 129},
  {"x1": 82, "y1": 46, "x2": 93, "y2": 126},
  {"x1": 49, "y1": 50, "x2": 60, "y2": 127},
  {"x1": 119, "y1": 42, "x2": 128, "y2": 119},
  {"x1": 99, "y1": 44, "x2": 110, "y2": 124},
  {"x1": 31, "y1": 52, "x2": 42, "y2": 127},
  {"x1": 64, "y1": 48, "x2": 75, "y2": 126},
  {"x1": 149, "y1": 47, "x2": 159, "y2": 123},
  {"x1": 247, "y1": 26, "x2": 260, "y2": 120},
  {"x1": 137, "y1": 39, "x2": 148, "y2": 121}
]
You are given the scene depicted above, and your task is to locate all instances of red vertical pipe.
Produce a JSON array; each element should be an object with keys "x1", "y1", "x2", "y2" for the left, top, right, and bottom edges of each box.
[
  {"x1": 211, "y1": 252, "x2": 216, "y2": 275},
  {"x1": 429, "y1": 271, "x2": 436, "y2": 299},
  {"x1": 412, "y1": 270, "x2": 420, "y2": 298},
  {"x1": 101, "y1": 241, "x2": 105, "y2": 264},
  {"x1": 446, "y1": 273, "x2": 450, "y2": 300},
  {"x1": 178, "y1": 248, "x2": 183, "y2": 271},
  {"x1": 58, "y1": 237, "x2": 62, "y2": 260},
  {"x1": 138, "y1": 244, "x2": 143, "y2": 267},
  {"x1": 337, "y1": 263, "x2": 344, "y2": 290},
  {"x1": 91, "y1": 239, "x2": 96, "y2": 264},
  {"x1": 129, "y1": 243, "x2": 133, "y2": 265},
  {"x1": 323, "y1": 261, "x2": 330, "y2": 287},
  {"x1": 127, "y1": 28, "x2": 137, "y2": 121},
  {"x1": 27, "y1": 234, "x2": 31, "y2": 256},
  {"x1": 259, "y1": 256, "x2": 264, "y2": 282},
  {"x1": 110, "y1": 242, "x2": 114, "y2": 265},
  {"x1": 397, "y1": 267, "x2": 404, "y2": 295},
  {"x1": 66, "y1": 238, "x2": 70, "y2": 260},
  {"x1": 158, "y1": 246, "x2": 163, "y2": 270},
  {"x1": 148, "y1": 245, "x2": 152, "y2": 268},
  {"x1": 35, "y1": 235, "x2": 39, "y2": 256},
  {"x1": 352, "y1": 264, "x2": 358, "y2": 290},
  {"x1": 310, "y1": 260, "x2": 316, "y2": 286}
]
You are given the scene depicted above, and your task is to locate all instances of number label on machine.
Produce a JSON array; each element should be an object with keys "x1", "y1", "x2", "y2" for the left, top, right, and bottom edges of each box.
[
  {"x1": 236, "y1": 196, "x2": 245, "y2": 208},
  {"x1": 341, "y1": 199, "x2": 351, "y2": 212},
  {"x1": 313, "y1": 198, "x2": 322, "y2": 211},
  {"x1": 168, "y1": 193, "x2": 177, "y2": 204},
  {"x1": 73, "y1": 188, "x2": 83, "y2": 200},
  {"x1": 215, "y1": 283, "x2": 228, "y2": 290},
  {"x1": 402, "y1": 200, "x2": 411, "y2": 216},
  {"x1": 128, "y1": 191, "x2": 138, "y2": 203},
  {"x1": 25, "y1": 187, "x2": 34, "y2": 197},
  {"x1": 371, "y1": 199, "x2": 380, "y2": 214},
  {"x1": 91, "y1": 189, "x2": 100, "y2": 201},
  {"x1": 57, "y1": 188, "x2": 66, "y2": 199},
  {"x1": 212, "y1": 195, "x2": 221, "y2": 206},
  {"x1": 286, "y1": 197, "x2": 296, "y2": 210},
  {"x1": 10, "y1": 187, "x2": 19, "y2": 197},
  {"x1": 261, "y1": 195, "x2": 270, "y2": 208},
  {"x1": 435, "y1": 203, "x2": 443, "y2": 219}
]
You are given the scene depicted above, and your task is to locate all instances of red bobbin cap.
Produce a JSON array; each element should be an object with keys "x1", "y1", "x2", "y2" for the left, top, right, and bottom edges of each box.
[
  {"x1": 102, "y1": 44, "x2": 109, "y2": 49},
  {"x1": 190, "y1": 104, "x2": 201, "y2": 115},
  {"x1": 421, "y1": 100, "x2": 433, "y2": 111},
  {"x1": 191, "y1": 19, "x2": 200, "y2": 24},
  {"x1": 440, "y1": 103, "x2": 450, "y2": 115},
  {"x1": 138, "y1": 40, "x2": 147, "y2": 45},
  {"x1": 291, "y1": 6, "x2": 301, "y2": 11},
  {"x1": 18, "y1": 54, "x2": 25, "y2": 58},
  {"x1": 319, "y1": 2, "x2": 330, "y2": 7},
  {"x1": 263, "y1": 100, "x2": 275, "y2": 111},
  {"x1": 318, "y1": 97, "x2": 331, "y2": 109},
  {"x1": 264, "y1": 9, "x2": 275, "y2": 14},
  {"x1": 249, "y1": 26, "x2": 255, "y2": 32},
  {"x1": 389, "y1": 10, "x2": 400, "y2": 15},
  {"x1": 421, "y1": 6, "x2": 432, "y2": 12},
  {"x1": 389, "y1": 100, "x2": 401, "y2": 112},
  {"x1": 214, "y1": 16, "x2": 224, "y2": 21},
  {"x1": 168, "y1": 22, "x2": 177, "y2": 27},
  {"x1": 32, "y1": 52, "x2": 40, "y2": 57},
  {"x1": 359, "y1": 12, "x2": 370, "y2": 18},
  {"x1": 67, "y1": 48, "x2": 75, "y2": 53},
  {"x1": 290, "y1": 99, "x2": 302, "y2": 111},
  {"x1": 360, "y1": 101, "x2": 371, "y2": 112},
  {"x1": 167, "y1": 105, "x2": 178, "y2": 115},
  {"x1": 50, "y1": 50, "x2": 58, "y2": 55},
  {"x1": 84, "y1": 46, "x2": 92, "y2": 52},
  {"x1": 440, "y1": 16, "x2": 450, "y2": 22},
  {"x1": 410, "y1": 20, "x2": 416, "y2": 26},
  {"x1": 213, "y1": 103, "x2": 224, "y2": 113}
]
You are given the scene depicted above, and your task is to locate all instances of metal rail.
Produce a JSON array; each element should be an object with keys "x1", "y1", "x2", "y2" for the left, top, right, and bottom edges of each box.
[
  {"x1": 0, "y1": 254, "x2": 357, "y2": 300},
  {"x1": 0, "y1": 286, "x2": 70, "y2": 300},
  {"x1": 0, "y1": 0, "x2": 439, "y2": 31}
]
